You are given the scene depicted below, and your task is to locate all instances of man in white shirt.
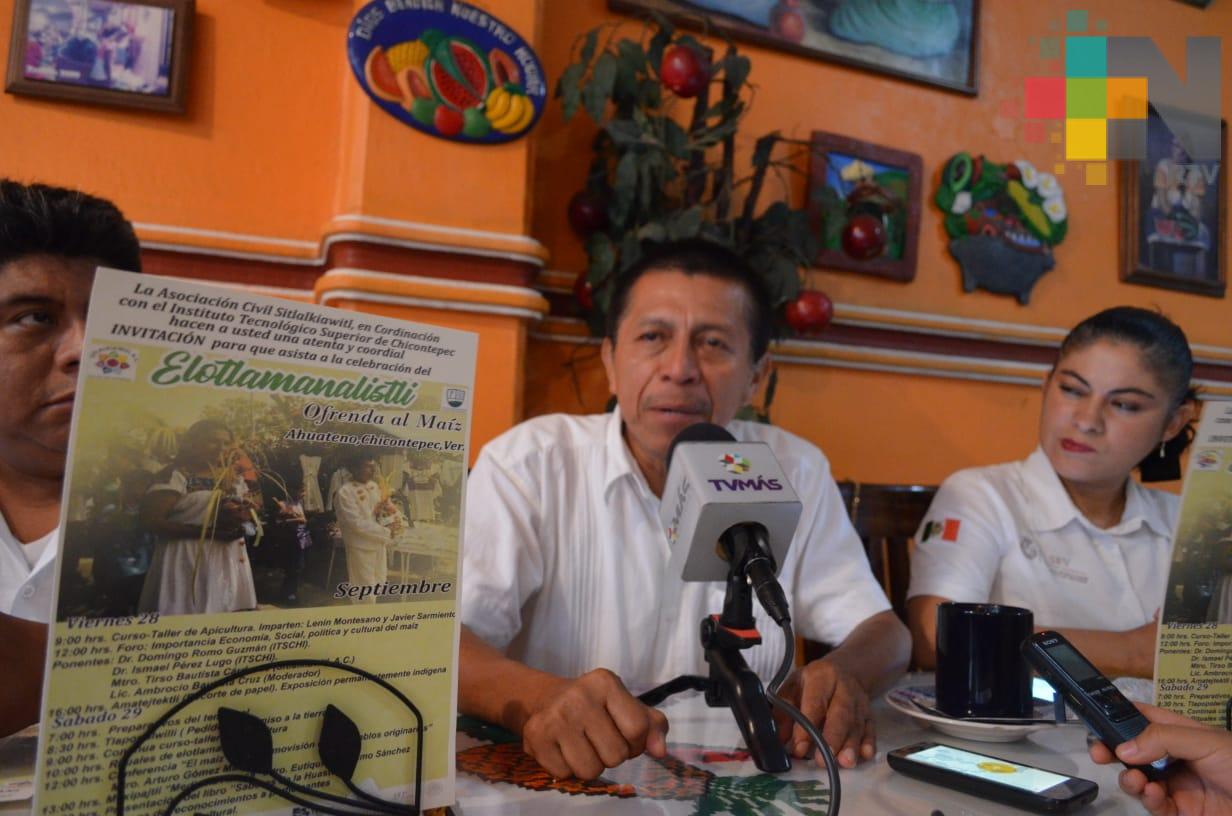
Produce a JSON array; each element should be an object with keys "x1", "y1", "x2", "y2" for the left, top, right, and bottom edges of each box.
[
  {"x1": 460, "y1": 239, "x2": 910, "y2": 781},
  {"x1": 0, "y1": 180, "x2": 141, "y2": 736}
]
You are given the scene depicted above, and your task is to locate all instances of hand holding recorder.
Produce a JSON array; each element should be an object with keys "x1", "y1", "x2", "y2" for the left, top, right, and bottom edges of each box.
[
  {"x1": 1024, "y1": 631, "x2": 1179, "y2": 781},
  {"x1": 1088, "y1": 704, "x2": 1232, "y2": 816}
]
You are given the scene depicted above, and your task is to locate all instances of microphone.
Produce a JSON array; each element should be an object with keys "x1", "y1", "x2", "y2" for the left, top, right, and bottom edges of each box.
[{"x1": 660, "y1": 423, "x2": 801, "y2": 624}]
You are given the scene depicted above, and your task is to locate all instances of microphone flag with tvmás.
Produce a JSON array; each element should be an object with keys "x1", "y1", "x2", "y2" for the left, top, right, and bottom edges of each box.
[{"x1": 659, "y1": 423, "x2": 803, "y2": 582}]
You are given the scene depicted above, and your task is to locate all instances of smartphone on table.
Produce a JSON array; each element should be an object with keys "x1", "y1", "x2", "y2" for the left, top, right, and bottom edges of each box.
[
  {"x1": 887, "y1": 741, "x2": 1098, "y2": 813},
  {"x1": 1023, "y1": 630, "x2": 1177, "y2": 781}
]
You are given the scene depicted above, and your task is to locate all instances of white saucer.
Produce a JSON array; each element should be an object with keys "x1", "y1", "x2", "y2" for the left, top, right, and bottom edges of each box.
[{"x1": 886, "y1": 685, "x2": 1066, "y2": 743}]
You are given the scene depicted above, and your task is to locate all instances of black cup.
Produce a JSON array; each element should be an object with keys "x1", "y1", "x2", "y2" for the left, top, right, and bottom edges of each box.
[{"x1": 935, "y1": 602, "x2": 1034, "y2": 719}]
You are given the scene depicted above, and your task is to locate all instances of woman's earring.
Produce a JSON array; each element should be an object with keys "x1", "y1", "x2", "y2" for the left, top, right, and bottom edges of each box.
[{"x1": 1159, "y1": 441, "x2": 1167, "y2": 458}]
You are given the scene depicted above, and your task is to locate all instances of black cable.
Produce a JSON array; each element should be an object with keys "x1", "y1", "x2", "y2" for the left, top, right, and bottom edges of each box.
[
  {"x1": 161, "y1": 772, "x2": 372, "y2": 816},
  {"x1": 271, "y1": 769, "x2": 411, "y2": 815},
  {"x1": 118, "y1": 658, "x2": 422, "y2": 816},
  {"x1": 765, "y1": 621, "x2": 841, "y2": 816}
]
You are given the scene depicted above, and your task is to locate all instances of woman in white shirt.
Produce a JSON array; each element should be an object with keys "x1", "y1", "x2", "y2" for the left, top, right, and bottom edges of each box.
[
  {"x1": 907, "y1": 307, "x2": 1196, "y2": 678},
  {"x1": 139, "y1": 420, "x2": 257, "y2": 615}
]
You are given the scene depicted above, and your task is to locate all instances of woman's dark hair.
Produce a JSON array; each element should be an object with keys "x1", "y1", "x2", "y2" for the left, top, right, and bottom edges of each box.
[
  {"x1": 1057, "y1": 306, "x2": 1196, "y2": 481},
  {"x1": 0, "y1": 179, "x2": 141, "y2": 272},
  {"x1": 604, "y1": 238, "x2": 774, "y2": 361}
]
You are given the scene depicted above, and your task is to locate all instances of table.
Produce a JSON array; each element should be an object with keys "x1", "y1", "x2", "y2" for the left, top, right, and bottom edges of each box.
[
  {"x1": 453, "y1": 673, "x2": 1138, "y2": 815},
  {"x1": 389, "y1": 524, "x2": 457, "y2": 581},
  {"x1": 0, "y1": 675, "x2": 1141, "y2": 815}
]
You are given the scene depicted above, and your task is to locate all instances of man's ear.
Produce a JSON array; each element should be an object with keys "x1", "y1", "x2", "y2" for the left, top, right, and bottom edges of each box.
[
  {"x1": 600, "y1": 337, "x2": 618, "y2": 396},
  {"x1": 746, "y1": 355, "x2": 771, "y2": 405}
]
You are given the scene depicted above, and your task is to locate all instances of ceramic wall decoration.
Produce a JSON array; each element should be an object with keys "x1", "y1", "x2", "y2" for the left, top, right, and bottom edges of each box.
[
  {"x1": 935, "y1": 153, "x2": 1069, "y2": 304},
  {"x1": 347, "y1": 0, "x2": 546, "y2": 144}
]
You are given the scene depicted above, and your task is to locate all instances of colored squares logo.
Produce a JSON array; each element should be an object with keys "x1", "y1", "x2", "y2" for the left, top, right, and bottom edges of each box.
[
  {"x1": 1106, "y1": 77, "x2": 1147, "y2": 119},
  {"x1": 1023, "y1": 24, "x2": 1149, "y2": 164},
  {"x1": 1067, "y1": 78, "x2": 1105, "y2": 118},
  {"x1": 1066, "y1": 119, "x2": 1106, "y2": 160},
  {"x1": 1025, "y1": 77, "x2": 1064, "y2": 118},
  {"x1": 1066, "y1": 36, "x2": 1105, "y2": 77}
]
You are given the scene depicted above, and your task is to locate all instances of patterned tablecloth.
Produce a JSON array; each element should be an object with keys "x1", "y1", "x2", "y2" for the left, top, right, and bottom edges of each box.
[{"x1": 453, "y1": 673, "x2": 1133, "y2": 816}]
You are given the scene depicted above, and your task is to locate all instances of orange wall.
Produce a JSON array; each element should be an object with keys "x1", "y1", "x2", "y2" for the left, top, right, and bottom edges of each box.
[
  {"x1": 531, "y1": 0, "x2": 1232, "y2": 347},
  {"x1": 524, "y1": 0, "x2": 1230, "y2": 486},
  {"x1": 0, "y1": 0, "x2": 542, "y2": 257},
  {"x1": 2, "y1": 0, "x2": 1225, "y2": 485},
  {"x1": 0, "y1": 0, "x2": 346, "y2": 243}
]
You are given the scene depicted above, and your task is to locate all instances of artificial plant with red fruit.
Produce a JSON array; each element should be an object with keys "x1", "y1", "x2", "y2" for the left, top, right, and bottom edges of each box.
[{"x1": 555, "y1": 14, "x2": 824, "y2": 344}]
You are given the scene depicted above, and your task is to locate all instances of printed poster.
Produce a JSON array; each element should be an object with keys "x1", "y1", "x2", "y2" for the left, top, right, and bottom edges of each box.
[
  {"x1": 35, "y1": 269, "x2": 476, "y2": 814},
  {"x1": 1155, "y1": 399, "x2": 1232, "y2": 725}
]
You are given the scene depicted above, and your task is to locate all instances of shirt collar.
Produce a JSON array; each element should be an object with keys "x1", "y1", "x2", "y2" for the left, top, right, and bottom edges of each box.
[
  {"x1": 603, "y1": 407, "x2": 643, "y2": 497},
  {"x1": 1021, "y1": 447, "x2": 1080, "y2": 532},
  {"x1": 1022, "y1": 447, "x2": 1170, "y2": 536},
  {"x1": 0, "y1": 508, "x2": 59, "y2": 571},
  {"x1": 1119, "y1": 478, "x2": 1172, "y2": 537},
  {"x1": 602, "y1": 409, "x2": 749, "y2": 500}
]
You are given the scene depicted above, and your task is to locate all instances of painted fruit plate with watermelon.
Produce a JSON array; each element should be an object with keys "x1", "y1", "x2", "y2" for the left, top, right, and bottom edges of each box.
[{"x1": 347, "y1": 0, "x2": 546, "y2": 144}]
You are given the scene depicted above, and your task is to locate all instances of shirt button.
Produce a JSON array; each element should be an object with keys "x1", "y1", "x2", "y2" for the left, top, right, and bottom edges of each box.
[{"x1": 21, "y1": 586, "x2": 35, "y2": 598}]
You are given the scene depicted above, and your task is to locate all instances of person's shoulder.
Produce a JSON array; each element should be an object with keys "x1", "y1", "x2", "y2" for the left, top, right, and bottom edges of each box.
[
  {"x1": 1133, "y1": 480, "x2": 1181, "y2": 520},
  {"x1": 927, "y1": 459, "x2": 1026, "y2": 524},
  {"x1": 478, "y1": 413, "x2": 609, "y2": 468},
  {"x1": 731, "y1": 421, "x2": 827, "y2": 469},
  {"x1": 939, "y1": 458, "x2": 1020, "y2": 495},
  {"x1": 1133, "y1": 480, "x2": 1179, "y2": 502}
]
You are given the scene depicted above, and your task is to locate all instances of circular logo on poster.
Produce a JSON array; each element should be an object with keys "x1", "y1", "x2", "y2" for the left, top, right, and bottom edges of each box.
[
  {"x1": 90, "y1": 346, "x2": 138, "y2": 379},
  {"x1": 347, "y1": 1, "x2": 546, "y2": 144}
]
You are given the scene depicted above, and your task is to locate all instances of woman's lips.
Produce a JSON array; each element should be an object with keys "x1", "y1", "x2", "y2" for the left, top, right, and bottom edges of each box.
[{"x1": 1060, "y1": 438, "x2": 1095, "y2": 453}]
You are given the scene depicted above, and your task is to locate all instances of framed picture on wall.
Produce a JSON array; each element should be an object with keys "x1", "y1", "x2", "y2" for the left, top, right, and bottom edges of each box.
[
  {"x1": 1120, "y1": 106, "x2": 1226, "y2": 298},
  {"x1": 806, "y1": 130, "x2": 923, "y2": 282},
  {"x1": 608, "y1": 0, "x2": 979, "y2": 95},
  {"x1": 5, "y1": 0, "x2": 193, "y2": 114}
]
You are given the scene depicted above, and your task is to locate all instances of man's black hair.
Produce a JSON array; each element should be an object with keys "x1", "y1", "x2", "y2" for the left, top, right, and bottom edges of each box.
[
  {"x1": 0, "y1": 179, "x2": 141, "y2": 272},
  {"x1": 603, "y1": 238, "x2": 774, "y2": 360}
]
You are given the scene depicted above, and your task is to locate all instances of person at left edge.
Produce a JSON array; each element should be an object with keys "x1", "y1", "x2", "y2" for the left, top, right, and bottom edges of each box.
[
  {"x1": 0, "y1": 179, "x2": 141, "y2": 736},
  {"x1": 459, "y1": 239, "x2": 911, "y2": 781}
]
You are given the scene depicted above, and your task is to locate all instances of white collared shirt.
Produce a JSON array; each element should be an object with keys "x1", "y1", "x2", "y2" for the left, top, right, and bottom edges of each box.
[
  {"x1": 907, "y1": 447, "x2": 1177, "y2": 630},
  {"x1": 460, "y1": 411, "x2": 890, "y2": 691},
  {"x1": 0, "y1": 508, "x2": 58, "y2": 623}
]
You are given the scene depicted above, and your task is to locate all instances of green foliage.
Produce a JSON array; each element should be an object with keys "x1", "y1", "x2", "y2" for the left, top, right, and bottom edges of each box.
[{"x1": 554, "y1": 19, "x2": 818, "y2": 338}]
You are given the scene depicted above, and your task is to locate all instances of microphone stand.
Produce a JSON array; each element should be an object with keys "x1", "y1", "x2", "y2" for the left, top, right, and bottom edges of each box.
[{"x1": 638, "y1": 563, "x2": 791, "y2": 773}]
